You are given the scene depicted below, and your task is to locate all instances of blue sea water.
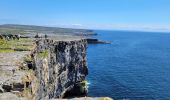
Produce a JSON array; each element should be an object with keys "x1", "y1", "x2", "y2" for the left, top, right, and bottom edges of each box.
[{"x1": 87, "y1": 30, "x2": 170, "y2": 100}]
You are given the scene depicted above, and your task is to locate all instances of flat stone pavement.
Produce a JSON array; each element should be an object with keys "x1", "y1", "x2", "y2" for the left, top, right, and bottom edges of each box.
[{"x1": 0, "y1": 51, "x2": 30, "y2": 92}]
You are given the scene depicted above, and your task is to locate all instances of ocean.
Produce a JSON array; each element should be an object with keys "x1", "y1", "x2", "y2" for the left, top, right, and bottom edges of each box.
[{"x1": 87, "y1": 30, "x2": 170, "y2": 100}]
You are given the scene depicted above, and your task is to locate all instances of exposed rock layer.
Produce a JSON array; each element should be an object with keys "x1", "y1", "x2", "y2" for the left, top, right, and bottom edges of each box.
[
  {"x1": 32, "y1": 39, "x2": 88, "y2": 99},
  {"x1": 86, "y1": 38, "x2": 111, "y2": 44}
]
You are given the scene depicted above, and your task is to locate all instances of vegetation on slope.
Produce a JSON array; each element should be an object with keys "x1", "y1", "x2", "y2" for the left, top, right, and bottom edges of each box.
[
  {"x1": 0, "y1": 24, "x2": 95, "y2": 35},
  {"x1": 0, "y1": 38, "x2": 34, "y2": 53}
]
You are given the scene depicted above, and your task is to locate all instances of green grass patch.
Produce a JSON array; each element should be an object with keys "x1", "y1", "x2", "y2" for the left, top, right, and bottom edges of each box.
[
  {"x1": 0, "y1": 38, "x2": 34, "y2": 52},
  {"x1": 0, "y1": 49, "x2": 14, "y2": 53},
  {"x1": 38, "y1": 50, "x2": 49, "y2": 58},
  {"x1": 23, "y1": 55, "x2": 33, "y2": 62},
  {"x1": 0, "y1": 28, "x2": 27, "y2": 35}
]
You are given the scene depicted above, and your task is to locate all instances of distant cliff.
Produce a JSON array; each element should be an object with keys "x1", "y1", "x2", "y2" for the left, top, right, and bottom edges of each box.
[
  {"x1": 31, "y1": 39, "x2": 88, "y2": 99},
  {"x1": 0, "y1": 24, "x2": 96, "y2": 36}
]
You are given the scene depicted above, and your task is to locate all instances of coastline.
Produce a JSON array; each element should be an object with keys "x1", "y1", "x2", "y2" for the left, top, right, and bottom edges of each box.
[{"x1": 0, "y1": 34, "x2": 112, "y2": 100}]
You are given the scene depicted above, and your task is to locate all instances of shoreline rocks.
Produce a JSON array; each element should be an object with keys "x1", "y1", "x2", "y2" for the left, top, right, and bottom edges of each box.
[{"x1": 86, "y1": 38, "x2": 111, "y2": 44}]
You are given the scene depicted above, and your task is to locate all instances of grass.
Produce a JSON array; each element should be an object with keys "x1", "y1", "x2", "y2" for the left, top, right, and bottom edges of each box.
[
  {"x1": 21, "y1": 70, "x2": 34, "y2": 83},
  {"x1": 0, "y1": 49, "x2": 14, "y2": 53},
  {"x1": 38, "y1": 50, "x2": 49, "y2": 58},
  {"x1": 0, "y1": 38, "x2": 34, "y2": 53},
  {"x1": 23, "y1": 55, "x2": 33, "y2": 62},
  {"x1": 79, "y1": 80, "x2": 89, "y2": 93},
  {"x1": 0, "y1": 28, "x2": 27, "y2": 35}
]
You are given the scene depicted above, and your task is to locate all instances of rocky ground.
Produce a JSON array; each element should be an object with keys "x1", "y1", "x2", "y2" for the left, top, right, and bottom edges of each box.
[
  {"x1": 0, "y1": 51, "x2": 30, "y2": 85},
  {"x1": 0, "y1": 36, "x2": 113, "y2": 100},
  {"x1": 0, "y1": 38, "x2": 34, "y2": 99}
]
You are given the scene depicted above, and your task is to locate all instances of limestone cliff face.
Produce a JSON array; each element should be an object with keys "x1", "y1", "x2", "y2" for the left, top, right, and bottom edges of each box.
[{"x1": 32, "y1": 39, "x2": 88, "y2": 99}]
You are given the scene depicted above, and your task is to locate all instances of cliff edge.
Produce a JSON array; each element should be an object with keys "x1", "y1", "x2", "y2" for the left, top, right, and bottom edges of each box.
[
  {"x1": 32, "y1": 39, "x2": 88, "y2": 99},
  {"x1": 0, "y1": 37, "x2": 112, "y2": 100}
]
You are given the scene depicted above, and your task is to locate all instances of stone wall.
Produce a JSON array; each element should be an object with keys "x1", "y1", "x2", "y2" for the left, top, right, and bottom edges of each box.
[{"x1": 32, "y1": 39, "x2": 88, "y2": 99}]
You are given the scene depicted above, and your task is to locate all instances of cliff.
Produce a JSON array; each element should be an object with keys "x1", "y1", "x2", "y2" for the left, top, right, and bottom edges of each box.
[
  {"x1": 0, "y1": 37, "x2": 112, "y2": 100},
  {"x1": 86, "y1": 38, "x2": 111, "y2": 44},
  {"x1": 32, "y1": 39, "x2": 88, "y2": 99},
  {"x1": 0, "y1": 37, "x2": 88, "y2": 99}
]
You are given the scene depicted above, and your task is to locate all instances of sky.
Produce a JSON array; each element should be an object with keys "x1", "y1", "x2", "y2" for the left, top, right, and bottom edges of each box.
[{"x1": 0, "y1": 0, "x2": 170, "y2": 31}]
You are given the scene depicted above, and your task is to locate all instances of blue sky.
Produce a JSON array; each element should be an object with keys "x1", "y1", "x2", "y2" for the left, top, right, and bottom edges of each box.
[{"x1": 0, "y1": 0, "x2": 170, "y2": 31}]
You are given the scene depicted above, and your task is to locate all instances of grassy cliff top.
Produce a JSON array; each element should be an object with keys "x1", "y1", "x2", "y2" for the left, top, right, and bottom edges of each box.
[{"x1": 0, "y1": 38, "x2": 34, "y2": 53}]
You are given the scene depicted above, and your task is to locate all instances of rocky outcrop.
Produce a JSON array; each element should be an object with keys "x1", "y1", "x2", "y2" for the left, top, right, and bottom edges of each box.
[
  {"x1": 86, "y1": 38, "x2": 111, "y2": 44},
  {"x1": 0, "y1": 37, "x2": 112, "y2": 100},
  {"x1": 32, "y1": 39, "x2": 88, "y2": 99}
]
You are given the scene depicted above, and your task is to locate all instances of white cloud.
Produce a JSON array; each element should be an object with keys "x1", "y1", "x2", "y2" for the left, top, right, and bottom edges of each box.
[{"x1": 71, "y1": 24, "x2": 83, "y2": 26}]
